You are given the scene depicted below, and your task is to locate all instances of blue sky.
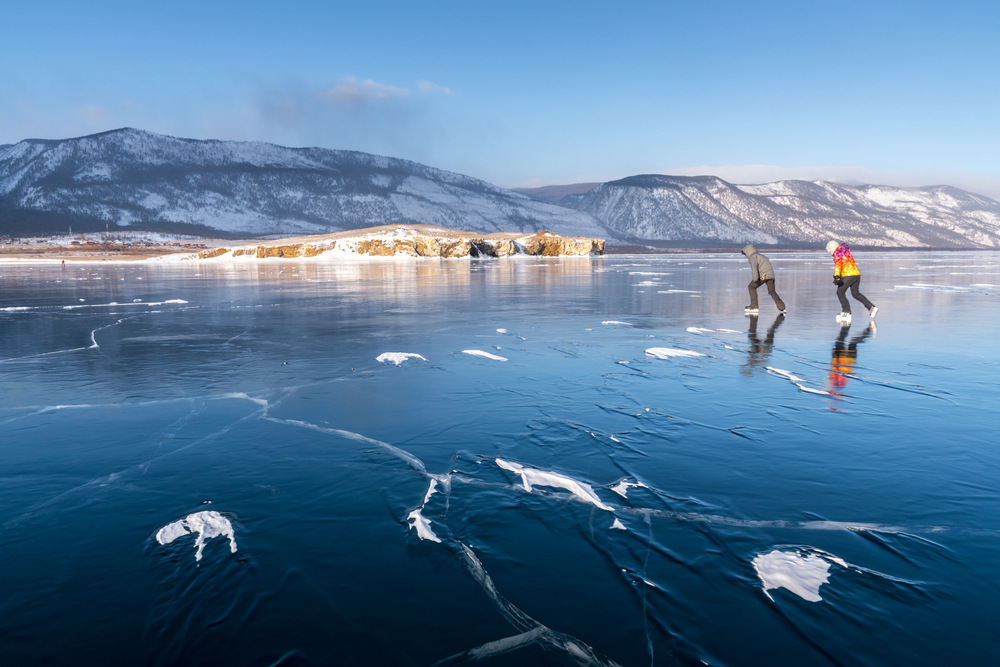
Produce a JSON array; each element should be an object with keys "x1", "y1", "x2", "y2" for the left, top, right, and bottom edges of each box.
[{"x1": 3, "y1": 0, "x2": 999, "y2": 198}]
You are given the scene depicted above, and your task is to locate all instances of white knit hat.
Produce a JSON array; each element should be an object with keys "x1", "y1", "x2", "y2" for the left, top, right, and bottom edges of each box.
[{"x1": 826, "y1": 240, "x2": 840, "y2": 254}]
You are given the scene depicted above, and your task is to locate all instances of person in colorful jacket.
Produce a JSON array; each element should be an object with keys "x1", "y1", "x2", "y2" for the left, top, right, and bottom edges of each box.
[
  {"x1": 741, "y1": 244, "x2": 786, "y2": 313},
  {"x1": 825, "y1": 240, "x2": 878, "y2": 321}
]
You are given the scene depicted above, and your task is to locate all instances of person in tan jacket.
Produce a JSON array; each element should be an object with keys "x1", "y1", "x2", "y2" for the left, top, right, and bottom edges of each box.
[{"x1": 741, "y1": 244, "x2": 786, "y2": 314}]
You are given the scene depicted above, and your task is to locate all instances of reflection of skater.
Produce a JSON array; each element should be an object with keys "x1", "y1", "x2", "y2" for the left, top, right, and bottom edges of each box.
[
  {"x1": 741, "y1": 244, "x2": 786, "y2": 314},
  {"x1": 826, "y1": 241, "x2": 878, "y2": 323},
  {"x1": 828, "y1": 321, "x2": 875, "y2": 397},
  {"x1": 742, "y1": 312, "x2": 785, "y2": 376}
]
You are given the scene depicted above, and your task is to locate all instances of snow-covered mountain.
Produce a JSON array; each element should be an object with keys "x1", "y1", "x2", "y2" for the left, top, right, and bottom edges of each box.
[
  {"x1": 0, "y1": 128, "x2": 606, "y2": 239},
  {"x1": 3, "y1": 129, "x2": 1000, "y2": 248},
  {"x1": 558, "y1": 175, "x2": 1000, "y2": 248}
]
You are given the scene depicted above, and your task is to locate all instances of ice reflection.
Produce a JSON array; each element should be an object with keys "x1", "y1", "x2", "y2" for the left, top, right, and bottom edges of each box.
[
  {"x1": 742, "y1": 312, "x2": 785, "y2": 375},
  {"x1": 827, "y1": 321, "x2": 876, "y2": 404}
]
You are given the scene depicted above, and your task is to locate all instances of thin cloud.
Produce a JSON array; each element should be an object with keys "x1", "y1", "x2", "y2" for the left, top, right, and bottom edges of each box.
[
  {"x1": 417, "y1": 80, "x2": 453, "y2": 95},
  {"x1": 319, "y1": 77, "x2": 409, "y2": 104},
  {"x1": 77, "y1": 104, "x2": 110, "y2": 124}
]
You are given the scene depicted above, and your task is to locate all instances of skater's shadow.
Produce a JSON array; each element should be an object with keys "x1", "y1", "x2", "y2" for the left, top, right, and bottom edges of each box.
[
  {"x1": 827, "y1": 321, "x2": 876, "y2": 403},
  {"x1": 741, "y1": 312, "x2": 785, "y2": 376}
]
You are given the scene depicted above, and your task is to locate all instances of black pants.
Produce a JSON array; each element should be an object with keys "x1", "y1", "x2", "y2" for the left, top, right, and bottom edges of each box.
[
  {"x1": 748, "y1": 278, "x2": 785, "y2": 310},
  {"x1": 836, "y1": 275, "x2": 874, "y2": 313}
]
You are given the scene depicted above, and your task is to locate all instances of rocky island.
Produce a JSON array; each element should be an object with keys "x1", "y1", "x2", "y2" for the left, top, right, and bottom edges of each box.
[{"x1": 190, "y1": 225, "x2": 605, "y2": 260}]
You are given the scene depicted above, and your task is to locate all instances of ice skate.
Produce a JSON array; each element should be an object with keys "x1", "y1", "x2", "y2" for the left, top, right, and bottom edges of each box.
[
  {"x1": 744, "y1": 306, "x2": 759, "y2": 315},
  {"x1": 835, "y1": 311, "x2": 852, "y2": 324},
  {"x1": 869, "y1": 306, "x2": 879, "y2": 320}
]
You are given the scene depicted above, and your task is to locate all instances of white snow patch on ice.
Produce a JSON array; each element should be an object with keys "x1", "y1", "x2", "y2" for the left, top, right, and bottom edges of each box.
[
  {"x1": 496, "y1": 459, "x2": 613, "y2": 511},
  {"x1": 753, "y1": 548, "x2": 844, "y2": 602},
  {"x1": 602, "y1": 320, "x2": 633, "y2": 326},
  {"x1": 766, "y1": 367, "x2": 829, "y2": 395},
  {"x1": 611, "y1": 518, "x2": 627, "y2": 530},
  {"x1": 406, "y1": 477, "x2": 451, "y2": 543},
  {"x1": 610, "y1": 480, "x2": 647, "y2": 498},
  {"x1": 406, "y1": 509, "x2": 442, "y2": 543},
  {"x1": 645, "y1": 347, "x2": 705, "y2": 359},
  {"x1": 155, "y1": 510, "x2": 237, "y2": 561},
  {"x1": 463, "y1": 350, "x2": 508, "y2": 361},
  {"x1": 377, "y1": 352, "x2": 428, "y2": 365},
  {"x1": 687, "y1": 327, "x2": 742, "y2": 334},
  {"x1": 60, "y1": 299, "x2": 188, "y2": 310}
]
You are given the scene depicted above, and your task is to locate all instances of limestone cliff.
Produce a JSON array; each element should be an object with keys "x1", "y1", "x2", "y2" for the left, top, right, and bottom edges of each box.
[{"x1": 189, "y1": 225, "x2": 605, "y2": 260}]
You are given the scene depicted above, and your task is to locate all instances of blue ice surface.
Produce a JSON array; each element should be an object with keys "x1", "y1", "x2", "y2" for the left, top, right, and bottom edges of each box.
[{"x1": 1, "y1": 251, "x2": 998, "y2": 665}]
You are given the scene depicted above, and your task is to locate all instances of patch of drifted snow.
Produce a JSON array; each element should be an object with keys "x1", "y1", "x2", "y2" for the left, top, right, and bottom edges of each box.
[
  {"x1": 496, "y1": 459, "x2": 613, "y2": 511},
  {"x1": 766, "y1": 367, "x2": 828, "y2": 395},
  {"x1": 407, "y1": 476, "x2": 449, "y2": 543},
  {"x1": 406, "y1": 509, "x2": 442, "y2": 543},
  {"x1": 463, "y1": 349, "x2": 508, "y2": 361},
  {"x1": 377, "y1": 352, "x2": 427, "y2": 365},
  {"x1": 753, "y1": 548, "x2": 846, "y2": 602},
  {"x1": 645, "y1": 347, "x2": 705, "y2": 359},
  {"x1": 610, "y1": 479, "x2": 647, "y2": 498},
  {"x1": 155, "y1": 510, "x2": 237, "y2": 561}
]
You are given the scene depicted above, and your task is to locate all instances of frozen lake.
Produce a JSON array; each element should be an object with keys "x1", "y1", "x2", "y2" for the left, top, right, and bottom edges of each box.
[{"x1": 1, "y1": 251, "x2": 999, "y2": 665}]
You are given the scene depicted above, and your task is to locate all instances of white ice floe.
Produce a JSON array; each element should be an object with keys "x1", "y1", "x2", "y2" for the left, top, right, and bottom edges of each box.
[
  {"x1": 463, "y1": 350, "x2": 508, "y2": 361},
  {"x1": 645, "y1": 347, "x2": 705, "y2": 359},
  {"x1": 602, "y1": 321, "x2": 633, "y2": 326},
  {"x1": 496, "y1": 328, "x2": 508, "y2": 334},
  {"x1": 155, "y1": 510, "x2": 237, "y2": 562},
  {"x1": 766, "y1": 367, "x2": 829, "y2": 395},
  {"x1": 376, "y1": 352, "x2": 428, "y2": 366},
  {"x1": 753, "y1": 548, "x2": 846, "y2": 602},
  {"x1": 496, "y1": 459, "x2": 613, "y2": 511}
]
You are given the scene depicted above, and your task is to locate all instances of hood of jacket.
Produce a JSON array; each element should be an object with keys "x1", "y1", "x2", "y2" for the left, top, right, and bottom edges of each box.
[{"x1": 742, "y1": 244, "x2": 756, "y2": 256}]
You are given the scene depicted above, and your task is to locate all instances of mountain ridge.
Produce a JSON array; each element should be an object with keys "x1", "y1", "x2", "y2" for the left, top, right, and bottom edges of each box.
[
  {"x1": 559, "y1": 174, "x2": 1000, "y2": 248},
  {"x1": 0, "y1": 128, "x2": 607, "y2": 240},
  {"x1": 2, "y1": 128, "x2": 999, "y2": 248}
]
